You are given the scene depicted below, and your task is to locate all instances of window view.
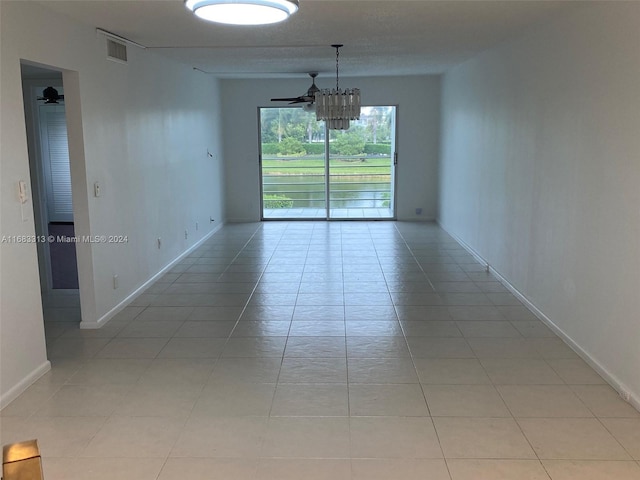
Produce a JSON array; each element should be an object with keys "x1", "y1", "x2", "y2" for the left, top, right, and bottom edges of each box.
[{"x1": 260, "y1": 106, "x2": 396, "y2": 219}]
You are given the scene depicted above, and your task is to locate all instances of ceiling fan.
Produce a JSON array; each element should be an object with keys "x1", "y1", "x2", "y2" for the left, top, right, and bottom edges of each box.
[
  {"x1": 37, "y1": 86, "x2": 64, "y2": 104},
  {"x1": 271, "y1": 73, "x2": 319, "y2": 111}
]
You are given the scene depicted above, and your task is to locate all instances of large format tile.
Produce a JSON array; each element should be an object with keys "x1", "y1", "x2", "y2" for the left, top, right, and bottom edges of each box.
[
  {"x1": 348, "y1": 384, "x2": 429, "y2": 416},
  {"x1": 434, "y1": 417, "x2": 536, "y2": 459},
  {"x1": 82, "y1": 416, "x2": 184, "y2": 457},
  {"x1": 424, "y1": 385, "x2": 511, "y2": 417},
  {"x1": 158, "y1": 458, "x2": 258, "y2": 480},
  {"x1": 542, "y1": 460, "x2": 640, "y2": 480},
  {"x1": 447, "y1": 459, "x2": 550, "y2": 480},
  {"x1": 518, "y1": 418, "x2": 631, "y2": 460},
  {"x1": 262, "y1": 417, "x2": 350, "y2": 458},
  {"x1": 351, "y1": 459, "x2": 450, "y2": 480},
  {"x1": 172, "y1": 416, "x2": 267, "y2": 458},
  {"x1": 350, "y1": 416, "x2": 442, "y2": 459},
  {"x1": 257, "y1": 459, "x2": 351, "y2": 480}
]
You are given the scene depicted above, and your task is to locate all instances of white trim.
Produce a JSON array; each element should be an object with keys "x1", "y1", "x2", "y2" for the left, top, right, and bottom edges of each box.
[
  {"x1": 0, "y1": 361, "x2": 51, "y2": 410},
  {"x1": 437, "y1": 219, "x2": 640, "y2": 413},
  {"x1": 80, "y1": 223, "x2": 224, "y2": 329}
]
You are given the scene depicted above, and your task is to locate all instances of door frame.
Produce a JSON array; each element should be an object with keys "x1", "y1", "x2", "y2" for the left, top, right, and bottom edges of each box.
[{"x1": 258, "y1": 105, "x2": 398, "y2": 221}]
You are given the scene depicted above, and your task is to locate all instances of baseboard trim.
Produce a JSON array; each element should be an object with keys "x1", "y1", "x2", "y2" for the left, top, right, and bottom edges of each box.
[
  {"x1": 0, "y1": 360, "x2": 51, "y2": 410},
  {"x1": 437, "y1": 219, "x2": 640, "y2": 413},
  {"x1": 80, "y1": 223, "x2": 224, "y2": 329}
]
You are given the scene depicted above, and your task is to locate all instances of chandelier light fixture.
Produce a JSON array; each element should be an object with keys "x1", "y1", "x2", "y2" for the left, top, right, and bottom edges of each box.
[
  {"x1": 315, "y1": 44, "x2": 361, "y2": 130},
  {"x1": 185, "y1": 0, "x2": 299, "y2": 26}
]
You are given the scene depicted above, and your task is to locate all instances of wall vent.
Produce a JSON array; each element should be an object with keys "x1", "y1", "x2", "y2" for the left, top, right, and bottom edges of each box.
[{"x1": 106, "y1": 38, "x2": 127, "y2": 64}]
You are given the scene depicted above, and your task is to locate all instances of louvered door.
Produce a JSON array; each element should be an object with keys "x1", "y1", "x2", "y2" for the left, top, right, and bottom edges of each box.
[{"x1": 39, "y1": 105, "x2": 73, "y2": 222}]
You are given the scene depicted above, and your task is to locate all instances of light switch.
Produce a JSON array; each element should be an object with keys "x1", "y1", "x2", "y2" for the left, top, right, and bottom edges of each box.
[
  {"x1": 18, "y1": 180, "x2": 28, "y2": 204},
  {"x1": 94, "y1": 182, "x2": 101, "y2": 197}
]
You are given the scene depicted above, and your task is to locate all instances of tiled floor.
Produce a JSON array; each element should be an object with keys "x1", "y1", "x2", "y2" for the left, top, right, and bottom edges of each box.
[{"x1": 2, "y1": 222, "x2": 639, "y2": 480}]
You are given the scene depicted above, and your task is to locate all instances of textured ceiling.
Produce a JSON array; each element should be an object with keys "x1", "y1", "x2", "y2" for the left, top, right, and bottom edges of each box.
[{"x1": 38, "y1": 0, "x2": 583, "y2": 78}]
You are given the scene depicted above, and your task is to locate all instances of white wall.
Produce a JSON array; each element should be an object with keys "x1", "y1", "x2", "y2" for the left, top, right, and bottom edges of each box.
[
  {"x1": 221, "y1": 75, "x2": 440, "y2": 222},
  {"x1": 0, "y1": 1, "x2": 225, "y2": 406},
  {"x1": 439, "y1": 3, "x2": 640, "y2": 406}
]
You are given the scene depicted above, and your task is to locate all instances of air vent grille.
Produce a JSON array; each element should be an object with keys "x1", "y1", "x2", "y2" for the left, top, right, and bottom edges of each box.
[{"x1": 106, "y1": 39, "x2": 127, "y2": 63}]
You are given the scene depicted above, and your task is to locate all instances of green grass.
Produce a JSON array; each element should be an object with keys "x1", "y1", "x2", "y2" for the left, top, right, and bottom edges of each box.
[{"x1": 262, "y1": 155, "x2": 392, "y2": 175}]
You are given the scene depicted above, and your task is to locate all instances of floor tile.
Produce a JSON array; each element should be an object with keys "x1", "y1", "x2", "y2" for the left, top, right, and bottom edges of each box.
[
  {"x1": 350, "y1": 416, "x2": 442, "y2": 458},
  {"x1": 96, "y1": 338, "x2": 169, "y2": 359},
  {"x1": 518, "y1": 418, "x2": 631, "y2": 460},
  {"x1": 43, "y1": 458, "x2": 164, "y2": 480},
  {"x1": 542, "y1": 460, "x2": 640, "y2": 480},
  {"x1": 348, "y1": 384, "x2": 429, "y2": 416},
  {"x1": 137, "y1": 358, "x2": 215, "y2": 386},
  {"x1": 351, "y1": 458, "x2": 450, "y2": 480},
  {"x1": 424, "y1": 385, "x2": 511, "y2": 417},
  {"x1": 285, "y1": 336, "x2": 346, "y2": 357},
  {"x1": 68, "y1": 359, "x2": 152, "y2": 385},
  {"x1": 271, "y1": 383, "x2": 348, "y2": 416},
  {"x1": 570, "y1": 386, "x2": 640, "y2": 418},
  {"x1": 82, "y1": 416, "x2": 184, "y2": 457},
  {"x1": 158, "y1": 458, "x2": 258, "y2": 480},
  {"x1": 347, "y1": 358, "x2": 418, "y2": 384},
  {"x1": 347, "y1": 336, "x2": 410, "y2": 357},
  {"x1": 406, "y1": 337, "x2": 475, "y2": 358},
  {"x1": 401, "y1": 321, "x2": 461, "y2": 337},
  {"x1": 414, "y1": 358, "x2": 492, "y2": 385},
  {"x1": 498, "y1": 385, "x2": 593, "y2": 417},
  {"x1": 447, "y1": 459, "x2": 550, "y2": 480},
  {"x1": 547, "y1": 359, "x2": 607, "y2": 385},
  {"x1": 23, "y1": 416, "x2": 107, "y2": 457},
  {"x1": 115, "y1": 383, "x2": 201, "y2": 418},
  {"x1": 279, "y1": 357, "x2": 348, "y2": 383},
  {"x1": 480, "y1": 358, "x2": 565, "y2": 385},
  {"x1": 192, "y1": 383, "x2": 276, "y2": 416},
  {"x1": 289, "y1": 321, "x2": 346, "y2": 336},
  {"x1": 257, "y1": 458, "x2": 351, "y2": 480},
  {"x1": 35, "y1": 384, "x2": 131, "y2": 417},
  {"x1": 209, "y1": 357, "x2": 282, "y2": 384},
  {"x1": 600, "y1": 418, "x2": 640, "y2": 459},
  {"x1": 172, "y1": 416, "x2": 267, "y2": 458},
  {"x1": 262, "y1": 417, "x2": 350, "y2": 458},
  {"x1": 174, "y1": 321, "x2": 236, "y2": 337},
  {"x1": 434, "y1": 417, "x2": 536, "y2": 459},
  {"x1": 158, "y1": 337, "x2": 226, "y2": 358}
]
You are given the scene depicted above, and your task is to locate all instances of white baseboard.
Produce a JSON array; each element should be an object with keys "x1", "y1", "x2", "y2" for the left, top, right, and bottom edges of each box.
[
  {"x1": 80, "y1": 223, "x2": 224, "y2": 329},
  {"x1": 437, "y1": 219, "x2": 640, "y2": 413},
  {"x1": 0, "y1": 360, "x2": 51, "y2": 410}
]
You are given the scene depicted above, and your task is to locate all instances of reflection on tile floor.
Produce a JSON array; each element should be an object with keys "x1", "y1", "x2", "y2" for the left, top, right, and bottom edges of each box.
[{"x1": 3, "y1": 222, "x2": 639, "y2": 480}]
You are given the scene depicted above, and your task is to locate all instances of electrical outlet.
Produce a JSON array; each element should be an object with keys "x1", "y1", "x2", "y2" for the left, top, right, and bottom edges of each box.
[
  {"x1": 415, "y1": 208, "x2": 422, "y2": 215},
  {"x1": 113, "y1": 274, "x2": 119, "y2": 289},
  {"x1": 157, "y1": 237, "x2": 161, "y2": 249}
]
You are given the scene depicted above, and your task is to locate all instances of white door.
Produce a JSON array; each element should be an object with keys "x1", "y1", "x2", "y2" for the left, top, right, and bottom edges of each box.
[{"x1": 39, "y1": 104, "x2": 73, "y2": 223}]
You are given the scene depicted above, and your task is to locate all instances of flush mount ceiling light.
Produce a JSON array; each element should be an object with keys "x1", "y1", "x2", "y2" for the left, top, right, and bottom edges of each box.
[
  {"x1": 185, "y1": 0, "x2": 299, "y2": 25},
  {"x1": 315, "y1": 44, "x2": 361, "y2": 130}
]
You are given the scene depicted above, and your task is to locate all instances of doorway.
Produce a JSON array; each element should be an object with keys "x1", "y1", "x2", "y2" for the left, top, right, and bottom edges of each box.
[
  {"x1": 21, "y1": 64, "x2": 81, "y2": 334},
  {"x1": 260, "y1": 106, "x2": 396, "y2": 220}
]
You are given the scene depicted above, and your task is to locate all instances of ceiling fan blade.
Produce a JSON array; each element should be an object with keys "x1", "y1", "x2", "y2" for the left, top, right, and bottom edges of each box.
[{"x1": 271, "y1": 97, "x2": 304, "y2": 102}]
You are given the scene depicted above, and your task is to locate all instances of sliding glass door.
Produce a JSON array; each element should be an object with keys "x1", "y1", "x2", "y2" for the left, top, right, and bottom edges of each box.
[{"x1": 260, "y1": 106, "x2": 396, "y2": 220}]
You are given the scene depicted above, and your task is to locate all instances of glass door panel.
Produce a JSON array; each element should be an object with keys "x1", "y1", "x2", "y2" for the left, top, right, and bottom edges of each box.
[
  {"x1": 260, "y1": 108, "x2": 327, "y2": 219},
  {"x1": 328, "y1": 106, "x2": 396, "y2": 219}
]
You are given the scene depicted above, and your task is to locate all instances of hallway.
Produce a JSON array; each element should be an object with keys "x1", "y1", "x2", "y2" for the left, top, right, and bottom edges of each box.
[{"x1": 2, "y1": 222, "x2": 638, "y2": 480}]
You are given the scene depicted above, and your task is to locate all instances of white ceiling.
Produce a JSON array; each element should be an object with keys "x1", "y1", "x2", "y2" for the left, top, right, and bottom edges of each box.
[{"x1": 38, "y1": 0, "x2": 583, "y2": 79}]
